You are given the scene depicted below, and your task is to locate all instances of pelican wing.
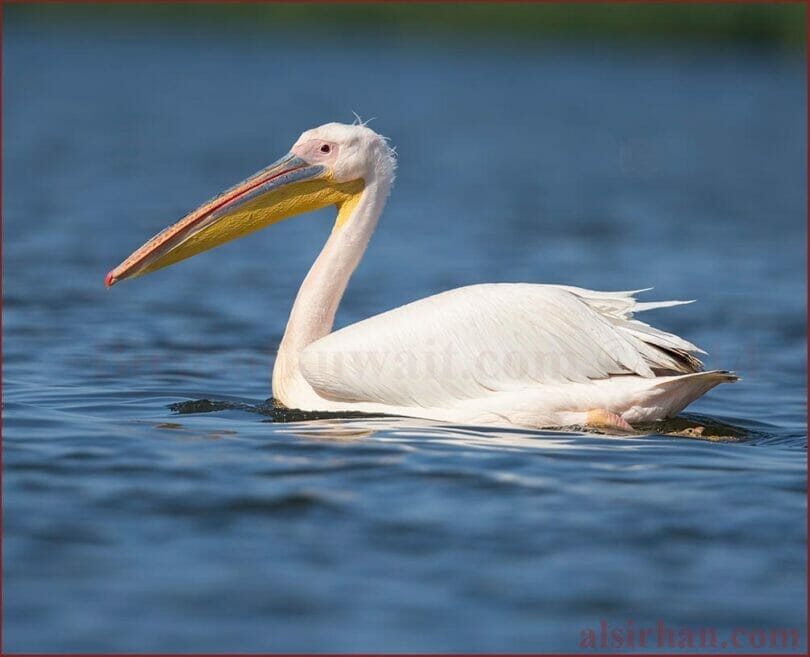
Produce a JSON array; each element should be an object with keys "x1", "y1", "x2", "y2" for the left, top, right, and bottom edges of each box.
[{"x1": 299, "y1": 284, "x2": 703, "y2": 407}]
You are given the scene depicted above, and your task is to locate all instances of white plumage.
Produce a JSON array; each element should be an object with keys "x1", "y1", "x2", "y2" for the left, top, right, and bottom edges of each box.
[{"x1": 294, "y1": 283, "x2": 734, "y2": 428}]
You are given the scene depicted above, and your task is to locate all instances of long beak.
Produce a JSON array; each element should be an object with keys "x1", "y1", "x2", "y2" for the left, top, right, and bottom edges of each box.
[{"x1": 105, "y1": 153, "x2": 329, "y2": 287}]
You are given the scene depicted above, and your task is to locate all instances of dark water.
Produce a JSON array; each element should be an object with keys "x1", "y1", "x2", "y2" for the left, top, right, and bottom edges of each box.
[{"x1": 3, "y1": 20, "x2": 807, "y2": 653}]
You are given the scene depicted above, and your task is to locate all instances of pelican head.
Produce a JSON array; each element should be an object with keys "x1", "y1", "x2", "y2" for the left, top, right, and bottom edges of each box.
[{"x1": 105, "y1": 122, "x2": 395, "y2": 287}]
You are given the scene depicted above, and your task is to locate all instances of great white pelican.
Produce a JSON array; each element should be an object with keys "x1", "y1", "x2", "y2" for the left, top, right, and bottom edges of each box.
[{"x1": 106, "y1": 122, "x2": 736, "y2": 432}]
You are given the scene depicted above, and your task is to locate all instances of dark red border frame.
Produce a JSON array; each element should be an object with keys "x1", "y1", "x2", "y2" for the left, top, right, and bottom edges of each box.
[{"x1": 0, "y1": 1, "x2": 805, "y2": 656}]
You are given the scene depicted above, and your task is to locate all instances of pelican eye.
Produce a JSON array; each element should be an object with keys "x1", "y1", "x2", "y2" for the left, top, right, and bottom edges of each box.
[{"x1": 320, "y1": 144, "x2": 331, "y2": 154}]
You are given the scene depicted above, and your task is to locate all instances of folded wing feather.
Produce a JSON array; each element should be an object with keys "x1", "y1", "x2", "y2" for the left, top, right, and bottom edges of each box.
[{"x1": 299, "y1": 284, "x2": 704, "y2": 407}]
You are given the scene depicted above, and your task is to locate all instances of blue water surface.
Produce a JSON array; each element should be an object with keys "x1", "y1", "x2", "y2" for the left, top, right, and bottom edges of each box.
[{"x1": 3, "y1": 18, "x2": 807, "y2": 653}]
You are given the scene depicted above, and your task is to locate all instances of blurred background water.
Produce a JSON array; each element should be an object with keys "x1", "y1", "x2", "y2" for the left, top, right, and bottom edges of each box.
[{"x1": 3, "y1": 3, "x2": 807, "y2": 653}]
